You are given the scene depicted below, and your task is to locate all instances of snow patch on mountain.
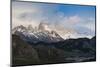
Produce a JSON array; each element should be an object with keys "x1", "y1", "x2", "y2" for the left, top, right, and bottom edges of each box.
[{"x1": 12, "y1": 23, "x2": 64, "y2": 43}]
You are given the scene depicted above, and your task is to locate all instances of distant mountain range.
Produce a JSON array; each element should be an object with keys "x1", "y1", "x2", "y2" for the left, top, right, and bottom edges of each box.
[{"x1": 12, "y1": 23, "x2": 64, "y2": 43}]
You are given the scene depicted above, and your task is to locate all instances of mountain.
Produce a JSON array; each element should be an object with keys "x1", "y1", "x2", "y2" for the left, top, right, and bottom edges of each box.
[
  {"x1": 12, "y1": 34, "x2": 40, "y2": 66},
  {"x1": 12, "y1": 34, "x2": 96, "y2": 66},
  {"x1": 12, "y1": 34, "x2": 67, "y2": 66},
  {"x1": 12, "y1": 23, "x2": 64, "y2": 43},
  {"x1": 12, "y1": 25, "x2": 27, "y2": 34},
  {"x1": 12, "y1": 23, "x2": 96, "y2": 66},
  {"x1": 54, "y1": 36, "x2": 96, "y2": 62}
]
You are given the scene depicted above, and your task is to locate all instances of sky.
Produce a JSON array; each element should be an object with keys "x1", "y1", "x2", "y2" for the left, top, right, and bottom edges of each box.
[{"x1": 12, "y1": 1, "x2": 96, "y2": 39}]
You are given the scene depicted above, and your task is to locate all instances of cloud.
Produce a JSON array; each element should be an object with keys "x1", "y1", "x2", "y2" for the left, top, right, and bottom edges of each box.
[
  {"x1": 12, "y1": 1, "x2": 95, "y2": 38},
  {"x1": 12, "y1": 1, "x2": 59, "y2": 28},
  {"x1": 12, "y1": 1, "x2": 42, "y2": 28},
  {"x1": 52, "y1": 14, "x2": 81, "y2": 29},
  {"x1": 83, "y1": 21, "x2": 95, "y2": 32},
  {"x1": 67, "y1": 15, "x2": 81, "y2": 24},
  {"x1": 78, "y1": 17, "x2": 95, "y2": 32}
]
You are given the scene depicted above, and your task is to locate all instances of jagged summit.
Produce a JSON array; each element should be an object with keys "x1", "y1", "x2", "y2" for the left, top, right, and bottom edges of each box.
[
  {"x1": 12, "y1": 25, "x2": 27, "y2": 34},
  {"x1": 38, "y1": 22, "x2": 52, "y2": 32},
  {"x1": 12, "y1": 23, "x2": 64, "y2": 43}
]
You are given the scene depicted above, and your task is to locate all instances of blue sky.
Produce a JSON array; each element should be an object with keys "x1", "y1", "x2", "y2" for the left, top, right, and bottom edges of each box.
[
  {"x1": 12, "y1": 1, "x2": 96, "y2": 39},
  {"x1": 57, "y1": 4, "x2": 95, "y2": 18}
]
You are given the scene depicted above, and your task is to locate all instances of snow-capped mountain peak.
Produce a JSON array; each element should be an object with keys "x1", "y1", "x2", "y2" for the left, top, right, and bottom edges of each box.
[
  {"x1": 12, "y1": 25, "x2": 27, "y2": 34},
  {"x1": 12, "y1": 23, "x2": 64, "y2": 43}
]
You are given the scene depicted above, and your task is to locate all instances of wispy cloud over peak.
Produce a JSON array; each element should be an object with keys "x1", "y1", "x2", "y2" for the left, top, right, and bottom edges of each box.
[{"x1": 68, "y1": 15, "x2": 81, "y2": 24}]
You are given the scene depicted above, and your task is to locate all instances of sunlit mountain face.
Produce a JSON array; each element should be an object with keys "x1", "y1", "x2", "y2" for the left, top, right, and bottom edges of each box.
[{"x1": 12, "y1": 1, "x2": 96, "y2": 39}]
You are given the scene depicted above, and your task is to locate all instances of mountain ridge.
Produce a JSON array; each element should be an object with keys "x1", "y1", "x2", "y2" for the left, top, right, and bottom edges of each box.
[
  {"x1": 12, "y1": 34, "x2": 96, "y2": 66},
  {"x1": 12, "y1": 23, "x2": 64, "y2": 43}
]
